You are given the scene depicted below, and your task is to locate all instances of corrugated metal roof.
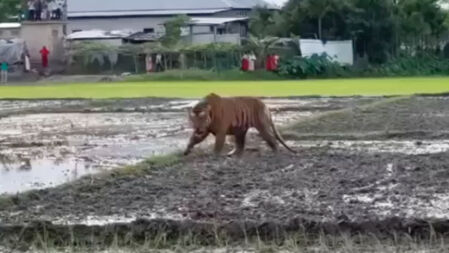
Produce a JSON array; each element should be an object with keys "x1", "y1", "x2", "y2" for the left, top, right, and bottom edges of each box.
[
  {"x1": 69, "y1": 9, "x2": 228, "y2": 18},
  {"x1": 66, "y1": 30, "x2": 133, "y2": 40},
  {"x1": 67, "y1": 0, "x2": 275, "y2": 17},
  {"x1": 188, "y1": 17, "x2": 248, "y2": 25},
  {"x1": 125, "y1": 32, "x2": 163, "y2": 42}
]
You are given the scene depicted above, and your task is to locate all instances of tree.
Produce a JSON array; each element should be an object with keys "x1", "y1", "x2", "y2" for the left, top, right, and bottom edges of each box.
[
  {"x1": 397, "y1": 0, "x2": 447, "y2": 51},
  {"x1": 344, "y1": 0, "x2": 397, "y2": 63},
  {"x1": 300, "y1": 0, "x2": 338, "y2": 39},
  {"x1": 249, "y1": 7, "x2": 287, "y2": 38},
  {"x1": 0, "y1": 0, "x2": 21, "y2": 22},
  {"x1": 161, "y1": 15, "x2": 190, "y2": 48}
]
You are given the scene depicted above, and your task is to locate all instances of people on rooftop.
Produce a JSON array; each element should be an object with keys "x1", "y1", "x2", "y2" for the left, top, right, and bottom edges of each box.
[{"x1": 26, "y1": 0, "x2": 63, "y2": 21}]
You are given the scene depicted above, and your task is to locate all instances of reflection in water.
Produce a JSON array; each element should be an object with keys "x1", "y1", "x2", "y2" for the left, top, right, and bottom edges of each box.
[{"x1": 0, "y1": 157, "x2": 93, "y2": 194}]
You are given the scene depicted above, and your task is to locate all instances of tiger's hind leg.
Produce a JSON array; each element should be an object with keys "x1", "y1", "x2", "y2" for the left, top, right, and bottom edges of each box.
[{"x1": 227, "y1": 129, "x2": 248, "y2": 157}]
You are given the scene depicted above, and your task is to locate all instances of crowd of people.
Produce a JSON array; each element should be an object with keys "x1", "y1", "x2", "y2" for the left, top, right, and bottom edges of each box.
[{"x1": 27, "y1": 0, "x2": 63, "y2": 21}]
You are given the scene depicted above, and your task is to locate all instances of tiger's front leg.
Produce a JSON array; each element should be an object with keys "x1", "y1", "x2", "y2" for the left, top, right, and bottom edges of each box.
[
  {"x1": 214, "y1": 131, "x2": 226, "y2": 156},
  {"x1": 184, "y1": 131, "x2": 209, "y2": 156}
]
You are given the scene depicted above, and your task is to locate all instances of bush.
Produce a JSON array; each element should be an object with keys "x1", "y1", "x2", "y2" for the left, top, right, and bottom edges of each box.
[
  {"x1": 277, "y1": 53, "x2": 349, "y2": 78},
  {"x1": 278, "y1": 53, "x2": 449, "y2": 79},
  {"x1": 362, "y1": 54, "x2": 449, "y2": 77}
]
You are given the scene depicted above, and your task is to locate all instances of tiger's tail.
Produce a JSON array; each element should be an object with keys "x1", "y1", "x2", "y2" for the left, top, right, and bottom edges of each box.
[{"x1": 268, "y1": 111, "x2": 296, "y2": 154}]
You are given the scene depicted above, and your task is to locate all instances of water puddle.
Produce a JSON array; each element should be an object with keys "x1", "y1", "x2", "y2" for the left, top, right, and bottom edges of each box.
[{"x1": 0, "y1": 157, "x2": 93, "y2": 194}]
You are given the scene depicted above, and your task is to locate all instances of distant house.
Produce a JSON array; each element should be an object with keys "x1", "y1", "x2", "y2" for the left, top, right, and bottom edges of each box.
[{"x1": 66, "y1": 0, "x2": 276, "y2": 45}]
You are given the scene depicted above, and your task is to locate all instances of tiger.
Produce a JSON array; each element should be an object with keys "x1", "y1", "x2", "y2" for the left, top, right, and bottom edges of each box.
[{"x1": 184, "y1": 93, "x2": 296, "y2": 156}]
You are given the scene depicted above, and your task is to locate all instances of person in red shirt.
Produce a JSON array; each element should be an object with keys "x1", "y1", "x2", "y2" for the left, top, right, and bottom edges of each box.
[
  {"x1": 273, "y1": 54, "x2": 279, "y2": 70},
  {"x1": 266, "y1": 54, "x2": 273, "y2": 71},
  {"x1": 266, "y1": 54, "x2": 280, "y2": 71},
  {"x1": 40, "y1": 46, "x2": 50, "y2": 68},
  {"x1": 241, "y1": 53, "x2": 249, "y2": 71}
]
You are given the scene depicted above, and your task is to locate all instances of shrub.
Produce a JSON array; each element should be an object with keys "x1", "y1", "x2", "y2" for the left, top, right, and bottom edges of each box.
[
  {"x1": 277, "y1": 53, "x2": 349, "y2": 78},
  {"x1": 364, "y1": 54, "x2": 449, "y2": 77},
  {"x1": 278, "y1": 53, "x2": 449, "y2": 79}
]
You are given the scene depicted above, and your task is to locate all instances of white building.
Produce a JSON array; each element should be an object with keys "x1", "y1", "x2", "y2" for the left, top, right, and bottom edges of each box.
[{"x1": 66, "y1": 0, "x2": 276, "y2": 44}]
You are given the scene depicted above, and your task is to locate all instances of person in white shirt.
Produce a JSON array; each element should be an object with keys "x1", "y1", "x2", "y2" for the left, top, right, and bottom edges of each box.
[
  {"x1": 48, "y1": 1, "x2": 56, "y2": 19},
  {"x1": 248, "y1": 52, "x2": 256, "y2": 71},
  {"x1": 28, "y1": 0, "x2": 35, "y2": 20},
  {"x1": 155, "y1": 54, "x2": 163, "y2": 72}
]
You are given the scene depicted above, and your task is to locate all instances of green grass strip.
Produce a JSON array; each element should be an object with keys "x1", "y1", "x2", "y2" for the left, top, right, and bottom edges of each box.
[{"x1": 0, "y1": 77, "x2": 448, "y2": 99}]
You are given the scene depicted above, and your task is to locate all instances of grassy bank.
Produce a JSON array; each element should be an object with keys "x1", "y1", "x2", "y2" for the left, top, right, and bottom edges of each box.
[
  {"x1": 0, "y1": 77, "x2": 448, "y2": 99},
  {"x1": 125, "y1": 69, "x2": 286, "y2": 81}
]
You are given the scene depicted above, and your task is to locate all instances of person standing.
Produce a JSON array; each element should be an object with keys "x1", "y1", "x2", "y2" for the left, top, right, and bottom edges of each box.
[
  {"x1": 266, "y1": 54, "x2": 273, "y2": 71},
  {"x1": 155, "y1": 54, "x2": 162, "y2": 72},
  {"x1": 34, "y1": 0, "x2": 42, "y2": 21},
  {"x1": 50, "y1": 1, "x2": 62, "y2": 20},
  {"x1": 55, "y1": 7, "x2": 62, "y2": 20},
  {"x1": 145, "y1": 54, "x2": 153, "y2": 73},
  {"x1": 42, "y1": 1, "x2": 50, "y2": 20},
  {"x1": 241, "y1": 53, "x2": 249, "y2": 72},
  {"x1": 248, "y1": 52, "x2": 256, "y2": 71},
  {"x1": 28, "y1": 0, "x2": 35, "y2": 21},
  {"x1": 40, "y1": 46, "x2": 50, "y2": 68},
  {"x1": 273, "y1": 54, "x2": 279, "y2": 70},
  {"x1": 1, "y1": 62, "x2": 8, "y2": 84}
]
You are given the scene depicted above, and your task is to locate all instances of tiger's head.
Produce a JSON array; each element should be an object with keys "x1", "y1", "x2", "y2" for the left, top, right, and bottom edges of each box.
[{"x1": 188, "y1": 101, "x2": 212, "y2": 135}]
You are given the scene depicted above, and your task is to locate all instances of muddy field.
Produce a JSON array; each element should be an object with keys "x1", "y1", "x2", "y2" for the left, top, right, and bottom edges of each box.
[
  {"x1": 1, "y1": 96, "x2": 449, "y2": 249},
  {"x1": 0, "y1": 97, "x2": 374, "y2": 194}
]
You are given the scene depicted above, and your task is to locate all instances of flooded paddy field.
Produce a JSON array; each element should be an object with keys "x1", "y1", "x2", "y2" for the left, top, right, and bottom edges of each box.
[
  {"x1": 0, "y1": 97, "x2": 374, "y2": 194},
  {"x1": 2, "y1": 96, "x2": 449, "y2": 250}
]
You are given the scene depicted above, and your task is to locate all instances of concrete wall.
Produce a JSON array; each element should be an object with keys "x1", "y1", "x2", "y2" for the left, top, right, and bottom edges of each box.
[
  {"x1": 0, "y1": 28, "x2": 21, "y2": 40},
  {"x1": 21, "y1": 21, "x2": 65, "y2": 62}
]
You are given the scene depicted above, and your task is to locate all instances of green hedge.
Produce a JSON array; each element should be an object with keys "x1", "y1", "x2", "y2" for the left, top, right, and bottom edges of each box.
[{"x1": 277, "y1": 53, "x2": 449, "y2": 79}]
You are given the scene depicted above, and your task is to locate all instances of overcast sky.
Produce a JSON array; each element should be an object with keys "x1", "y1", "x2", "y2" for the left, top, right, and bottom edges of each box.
[{"x1": 265, "y1": 0, "x2": 289, "y2": 7}]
